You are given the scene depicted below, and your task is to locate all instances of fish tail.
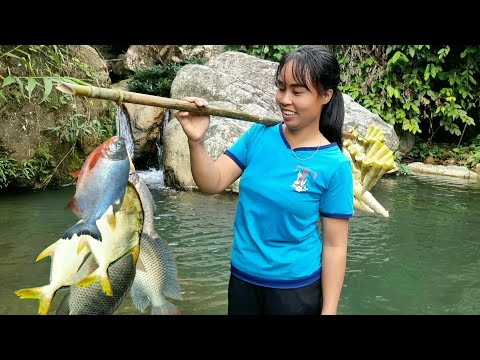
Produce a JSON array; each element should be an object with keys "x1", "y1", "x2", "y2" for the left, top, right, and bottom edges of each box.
[
  {"x1": 151, "y1": 301, "x2": 180, "y2": 315},
  {"x1": 76, "y1": 268, "x2": 113, "y2": 297},
  {"x1": 15, "y1": 287, "x2": 53, "y2": 315},
  {"x1": 63, "y1": 221, "x2": 103, "y2": 242}
]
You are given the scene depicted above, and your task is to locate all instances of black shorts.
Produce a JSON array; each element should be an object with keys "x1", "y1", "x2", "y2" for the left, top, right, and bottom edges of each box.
[{"x1": 227, "y1": 274, "x2": 323, "y2": 315}]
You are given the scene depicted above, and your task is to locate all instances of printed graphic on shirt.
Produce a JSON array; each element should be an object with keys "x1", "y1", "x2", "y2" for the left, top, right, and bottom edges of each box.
[{"x1": 291, "y1": 165, "x2": 318, "y2": 193}]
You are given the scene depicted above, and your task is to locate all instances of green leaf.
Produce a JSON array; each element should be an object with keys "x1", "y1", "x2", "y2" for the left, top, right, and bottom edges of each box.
[
  {"x1": 16, "y1": 78, "x2": 24, "y2": 97},
  {"x1": 41, "y1": 78, "x2": 53, "y2": 103},
  {"x1": 27, "y1": 78, "x2": 38, "y2": 99},
  {"x1": 387, "y1": 85, "x2": 394, "y2": 98},
  {"x1": 4, "y1": 52, "x2": 22, "y2": 60},
  {"x1": 2, "y1": 76, "x2": 16, "y2": 87}
]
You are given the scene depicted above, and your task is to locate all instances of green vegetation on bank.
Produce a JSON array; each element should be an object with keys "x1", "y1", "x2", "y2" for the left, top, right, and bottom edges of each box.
[{"x1": 0, "y1": 45, "x2": 114, "y2": 190}]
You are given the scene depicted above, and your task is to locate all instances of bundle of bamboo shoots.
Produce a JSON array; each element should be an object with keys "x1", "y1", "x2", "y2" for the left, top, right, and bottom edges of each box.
[{"x1": 344, "y1": 124, "x2": 396, "y2": 218}]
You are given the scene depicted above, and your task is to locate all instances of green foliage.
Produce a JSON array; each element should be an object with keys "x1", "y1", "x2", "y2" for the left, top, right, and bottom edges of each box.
[
  {"x1": 19, "y1": 145, "x2": 54, "y2": 187},
  {"x1": 128, "y1": 55, "x2": 205, "y2": 98},
  {"x1": 47, "y1": 114, "x2": 107, "y2": 144},
  {"x1": 0, "y1": 144, "x2": 54, "y2": 189},
  {"x1": 225, "y1": 45, "x2": 299, "y2": 61},
  {"x1": 128, "y1": 63, "x2": 181, "y2": 97},
  {"x1": 0, "y1": 154, "x2": 17, "y2": 189},
  {"x1": 98, "y1": 105, "x2": 116, "y2": 142},
  {"x1": 334, "y1": 45, "x2": 480, "y2": 142},
  {"x1": 397, "y1": 163, "x2": 412, "y2": 176},
  {"x1": 0, "y1": 45, "x2": 95, "y2": 105},
  {"x1": 406, "y1": 135, "x2": 480, "y2": 169}
]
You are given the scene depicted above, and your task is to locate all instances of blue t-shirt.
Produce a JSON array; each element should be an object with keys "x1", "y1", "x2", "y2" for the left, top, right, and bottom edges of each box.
[{"x1": 225, "y1": 123, "x2": 354, "y2": 289}]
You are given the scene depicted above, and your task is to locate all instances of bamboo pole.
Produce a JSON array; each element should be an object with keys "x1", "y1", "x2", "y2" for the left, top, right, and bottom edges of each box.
[
  {"x1": 56, "y1": 83, "x2": 281, "y2": 126},
  {"x1": 57, "y1": 82, "x2": 356, "y2": 139}
]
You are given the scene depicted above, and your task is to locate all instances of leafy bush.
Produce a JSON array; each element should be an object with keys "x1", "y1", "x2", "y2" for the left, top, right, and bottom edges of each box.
[
  {"x1": 128, "y1": 63, "x2": 182, "y2": 97},
  {"x1": 332, "y1": 45, "x2": 479, "y2": 143}
]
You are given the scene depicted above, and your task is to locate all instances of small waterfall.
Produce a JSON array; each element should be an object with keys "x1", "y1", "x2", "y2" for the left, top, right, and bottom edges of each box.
[
  {"x1": 156, "y1": 109, "x2": 170, "y2": 172},
  {"x1": 115, "y1": 104, "x2": 135, "y2": 160},
  {"x1": 114, "y1": 105, "x2": 170, "y2": 189}
]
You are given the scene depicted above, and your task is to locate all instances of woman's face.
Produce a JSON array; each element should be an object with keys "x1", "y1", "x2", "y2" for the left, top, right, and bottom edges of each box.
[{"x1": 275, "y1": 61, "x2": 332, "y2": 131}]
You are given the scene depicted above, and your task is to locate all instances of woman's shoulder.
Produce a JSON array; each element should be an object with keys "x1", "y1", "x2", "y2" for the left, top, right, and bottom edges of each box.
[{"x1": 246, "y1": 122, "x2": 280, "y2": 137}]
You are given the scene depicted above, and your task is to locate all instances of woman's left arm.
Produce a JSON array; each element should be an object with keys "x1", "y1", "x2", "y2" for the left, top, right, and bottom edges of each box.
[{"x1": 320, "y1": 217, "x2": 350, "y2": 315}]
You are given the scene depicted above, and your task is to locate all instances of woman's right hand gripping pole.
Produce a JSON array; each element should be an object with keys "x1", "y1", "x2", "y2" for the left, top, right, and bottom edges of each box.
[
  {"x1": 173, "y1": 96, "x2": 242, "y2": 195},
  {"x1": 174, "y1": 97, "x2": 210, "y2": 144}
]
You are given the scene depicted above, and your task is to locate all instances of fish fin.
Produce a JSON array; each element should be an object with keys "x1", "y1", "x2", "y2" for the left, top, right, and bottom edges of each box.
[
  {"x1": 15, "y1": 287, "x2": 53, "y2": 315},
  {"x1": 135, "y1": 255, "x2": 146, "y2": 272},
  {"x1": 69, "y1": 170, "x2": 80, "y2": 179},
  {"x1": 130, "y1": 284, "x2": 150, "y2": 313},
  {"x1": 151, "y1": 301, "x2": 180, "y2": 315},
  {"x1": 76, "y1": 236, "x2": 91, "y2": 255},
  {"x1": 76, "y1": 268, "x2": 113, "y2": 297},
  {"x1": 112, "y1": 196, "x2": 124, "y2": 213},
  {"x1": 63, "y1": 221, "x2": 103, "y2": 242},
  {"x1": 106, "y1": 211, "x2": 117, "y2": 231},
  {"x1": 36, "y1": 242, "x2": 57, "y2": 261},
  {"x1": 65, "y1": 197, "x2": 83, "y2": 217},
  {"x1": 132, "y1": 243, "x2": 141, "y2": 265}
]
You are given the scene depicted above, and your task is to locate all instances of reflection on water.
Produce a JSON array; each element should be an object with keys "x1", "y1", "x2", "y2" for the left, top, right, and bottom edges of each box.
[{"x1": 1, "y1": 171, "x2": 480, "y2": 315}]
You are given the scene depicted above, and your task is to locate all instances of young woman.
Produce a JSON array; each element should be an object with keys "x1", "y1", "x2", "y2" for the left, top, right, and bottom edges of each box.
[{"x1": 174, "y1": 45, "x2": 354, "y2": 315}]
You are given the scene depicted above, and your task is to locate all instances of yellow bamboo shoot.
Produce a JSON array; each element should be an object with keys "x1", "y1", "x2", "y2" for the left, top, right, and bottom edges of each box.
[
  {"x1": 354, "y1": 197, "x2": 374, "y2": 213},
  {"x1": 361, "y1": 160, "x2": 383, "y2": 194},
  {"x1": 354, "y1": 181, "x2": 389, "y2": 217}
]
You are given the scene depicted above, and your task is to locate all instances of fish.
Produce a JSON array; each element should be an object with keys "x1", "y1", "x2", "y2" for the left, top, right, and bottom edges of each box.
[
  {"x1": 55, "y1": 251, "x2": 136, "y2": 315},
  {"x1": 14, "y1": 234, "x2": 90, "y2": 315},
  {"x1": 131, "y1": 233, "x2": 183, "y2": 315},
  {"x1": 56, "y1": 171, "x2": 182, "y2": 315},
  {"x1": 55, "y1": 172, "x2": 144, "y2": 315},
  {"x1": 128, "y1": 170, "x2": 182, "y2": 314},
  {"x1": 63, "y1": 136, "x2": 130, "y2": 242},
  {"x1": 74, "y1": 182, "x2": 143, "y2": 296}
]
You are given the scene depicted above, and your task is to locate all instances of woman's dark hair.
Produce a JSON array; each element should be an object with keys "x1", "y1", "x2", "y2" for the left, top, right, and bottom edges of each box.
[{"x1": 275, "y1": 45, "x2": 345, "y2": 149}]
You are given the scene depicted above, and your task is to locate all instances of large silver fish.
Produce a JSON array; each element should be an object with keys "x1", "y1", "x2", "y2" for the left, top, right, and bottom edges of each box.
[
  {"x1": 128, "y1": 170, "x2": 182, "y2": 314},
  {"x1": 63, "y1": 136, "x2": 130, "y2": 242},
  {"x1": 131, "y1": 233, "x2": 182, "y2": 315}
]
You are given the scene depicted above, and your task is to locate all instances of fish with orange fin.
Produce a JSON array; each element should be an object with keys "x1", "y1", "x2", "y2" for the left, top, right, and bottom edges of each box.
[{"x1": 63, "y1": 136, "x2": 130, "y2": 242}]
